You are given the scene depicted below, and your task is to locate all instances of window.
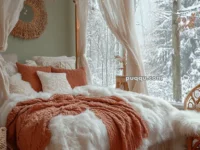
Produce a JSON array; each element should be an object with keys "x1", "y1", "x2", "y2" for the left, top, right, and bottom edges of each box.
[
  {"x1": 86, "y1": 0, "x2": 200, "y2": 103},
  {"x1": 136, "y1": 0, "x2": 200, "y2": 102},
  {"x1": 86, "y1": 0, "x2": 123, "y2": 87}
]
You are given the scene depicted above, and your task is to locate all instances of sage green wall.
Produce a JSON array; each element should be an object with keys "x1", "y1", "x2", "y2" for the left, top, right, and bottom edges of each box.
[
  {"x1": 5, "y1": 0, "x2": 75, "y2": 62},
  {"x1": 69, "y1": 0, "x2": 76, "y2": 57}
]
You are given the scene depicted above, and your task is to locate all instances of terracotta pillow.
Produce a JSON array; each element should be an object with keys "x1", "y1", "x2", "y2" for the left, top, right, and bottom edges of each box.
[
  {"x1": 16, "y1": 63, "x2": 51, "y2": 92},
  {"x1": 51, "y1": 67, "x2": 87, "y2": 88}
]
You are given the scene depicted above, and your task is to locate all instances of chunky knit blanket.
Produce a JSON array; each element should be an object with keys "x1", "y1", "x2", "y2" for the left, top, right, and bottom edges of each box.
[{"x1": 6, "y1": 94, "x2": 148, "y2": 150}]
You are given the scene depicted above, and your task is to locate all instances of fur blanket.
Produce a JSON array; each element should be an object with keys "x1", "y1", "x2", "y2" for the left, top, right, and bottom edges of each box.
[
  {"x1": 6, "y1": 94, "x2": 148, "y2": 150},
  {"x1": 0, "y1": 85, "x2": 200, "y2": 150}
]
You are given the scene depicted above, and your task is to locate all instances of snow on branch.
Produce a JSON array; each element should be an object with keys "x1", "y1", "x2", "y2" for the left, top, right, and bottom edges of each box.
[{"x1": 179, "y1": 4, "x2": 200, "y2": 13}]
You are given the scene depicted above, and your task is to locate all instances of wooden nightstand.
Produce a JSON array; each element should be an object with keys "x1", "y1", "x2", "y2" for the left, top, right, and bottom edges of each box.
[
  {"x1": 115, "y1": 50, "x2": 129, "y2": 91},
  {"x1": 116, "y1": 76, "x2": 129, "y2": 91},
  {"x1": 0, "y1": 127, "x2": 6, "y2": 150},
  {"x1": 184, "y1": 84, "x2": 200, "y2": 150}
]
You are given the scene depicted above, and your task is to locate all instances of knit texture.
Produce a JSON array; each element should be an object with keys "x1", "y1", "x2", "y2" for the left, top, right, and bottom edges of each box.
[{"x1": 7, "y1": 94, "x2": 148, "y2": 150}]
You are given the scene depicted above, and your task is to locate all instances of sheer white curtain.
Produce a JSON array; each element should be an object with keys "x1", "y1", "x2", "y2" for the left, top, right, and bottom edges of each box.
[
  {"x1": 76, "y1": 0, "x2": 91, "y2": 84},
  {"x1": 0, "y1": 0, "x2": 24, "y2": 51},
  {"x1": 0, "y1": 60, "x2": 9, "y2": 105},
  {"x1": 98, "y1": 0, "x2": 147, "y2": 93},
  {"x1": 0, "y1": 0, "x2": 24, "y2": 103}
]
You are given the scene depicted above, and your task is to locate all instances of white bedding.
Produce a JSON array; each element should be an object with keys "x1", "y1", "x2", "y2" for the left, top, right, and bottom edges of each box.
[{"x1": 1, "y1": 85, "x2": 200, "y2": 150}]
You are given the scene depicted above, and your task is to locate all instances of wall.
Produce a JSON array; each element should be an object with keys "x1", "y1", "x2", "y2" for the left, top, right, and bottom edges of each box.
[
  {"x1": 69, "y1": 0, "x2": 76, "y2": 57},
  {"x1": 5, "y1": 0, "x2": 75, "y2": 62}
]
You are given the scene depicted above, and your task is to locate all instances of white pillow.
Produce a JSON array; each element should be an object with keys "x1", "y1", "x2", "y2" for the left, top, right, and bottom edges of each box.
[
  {"x1": 32, "y1": 56, "x2": 76, "y2": 69},
  {"x1": 32, "y1": 56, "x2": 68, "y2": 62},
  {"x1": 5, "y1": 62, "x2": 17, "y2": 76},
  {"x1": 4, "y1": 60, "x2": 37, "y2": 77},
  {"x1": 9, "y1": 73, "x2": 36, "y2": 95},
  {"x1": 25, "y1": 60, "x2": 37, "y2": 66},
  {"x1": 37, "y1": 71, "x2": 72, "y2": 94}
]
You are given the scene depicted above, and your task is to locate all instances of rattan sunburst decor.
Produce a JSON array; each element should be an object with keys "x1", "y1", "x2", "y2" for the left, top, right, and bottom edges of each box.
[{"x1": 11, "y1": 0, "x2": 47, "y2": 40}]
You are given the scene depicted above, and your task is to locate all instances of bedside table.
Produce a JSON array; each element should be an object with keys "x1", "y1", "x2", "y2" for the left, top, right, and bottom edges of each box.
[
  {"x1": 116, "y1": 76, "x2": 129, "y2": 91},
  {"x1": 0, "y1": 127, "x2": 6, "y2": 150}
]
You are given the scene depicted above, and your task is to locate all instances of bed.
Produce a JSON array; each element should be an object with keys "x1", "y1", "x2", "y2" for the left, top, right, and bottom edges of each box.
[{"x1": 0, "y1": 54, "x2": 200, "y2": 150}]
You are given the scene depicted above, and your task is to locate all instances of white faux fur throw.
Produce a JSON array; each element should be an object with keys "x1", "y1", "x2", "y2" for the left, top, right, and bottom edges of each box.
[{"x1": 0, "y1": 85, "x2": 199, "y2": 150}]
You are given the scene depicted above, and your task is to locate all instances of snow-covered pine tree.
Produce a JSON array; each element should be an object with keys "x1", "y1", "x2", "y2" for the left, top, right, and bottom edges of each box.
[
  {"x1": 145, "y1": 0, "x2": 172, "y2": 76},
  {"x1": 180, "y1": 0, "x2": 200, "y2": 97},
  {"x1": 86, "y1": 0, "x2": 123, "y2": 87},
  {"x1": 143, "y1": 0, "x2": 200, "y2": 101},
  {"x1": 142, "y1": 0, "x2": 173, "y2": 100}
]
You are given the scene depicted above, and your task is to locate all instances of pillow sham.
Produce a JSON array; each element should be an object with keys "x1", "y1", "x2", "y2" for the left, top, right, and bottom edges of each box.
[
  {"x1": 37, "y1": 71, "x2": 72, "y2": 94},
  {"x1": 32, "y1": 56, "x2": 76, "y2": 69},
  {"x1": 9, "y1": 73, "x2": 36, "y2": 95},
  {"x1": 51, "y1": 67, "x2": 87, "y2": 88},
  {"x1": 16, "y1": 63, "x2": 51, "y2": 92}
]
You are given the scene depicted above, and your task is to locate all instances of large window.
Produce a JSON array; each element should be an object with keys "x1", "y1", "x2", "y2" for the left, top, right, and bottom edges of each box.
[
  {"x1": 136, "y1": 0, "x2": 200, "y2": 102},
  {"x1": 86, "y1": 0, "x2": 200, "y2": 103},
  {"x1": 86, "y1": 0, "x2": 123, "y2": 87}
]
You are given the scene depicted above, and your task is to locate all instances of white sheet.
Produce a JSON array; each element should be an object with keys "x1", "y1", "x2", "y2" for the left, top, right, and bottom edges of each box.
[{"x1": 1, "y1": 85, "x2": 200, "y2": 150}]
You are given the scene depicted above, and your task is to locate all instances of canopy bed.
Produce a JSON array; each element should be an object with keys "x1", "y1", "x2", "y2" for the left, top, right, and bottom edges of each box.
[{"x1": 1, "y1": 0, "x2": 200, "y2": 150}]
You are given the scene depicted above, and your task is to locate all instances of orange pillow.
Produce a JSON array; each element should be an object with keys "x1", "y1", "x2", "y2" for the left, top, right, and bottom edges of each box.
[
  {"x1": 16, "y1": 63, "x2": 51, "y2": 92},
  {"x1": 51, "y1": 67, "x2": 87, "y2": 88}
]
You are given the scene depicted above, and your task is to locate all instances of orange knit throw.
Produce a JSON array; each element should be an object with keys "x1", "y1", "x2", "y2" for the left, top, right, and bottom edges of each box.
[{"x1": 6, "y1": 94, "x2": 148, "y2": 150}]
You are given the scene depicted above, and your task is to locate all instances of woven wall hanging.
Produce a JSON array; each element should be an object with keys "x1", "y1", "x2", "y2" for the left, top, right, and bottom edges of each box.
[{"x1": 11, "y1": 0, "x2": 47, "y2": 40}]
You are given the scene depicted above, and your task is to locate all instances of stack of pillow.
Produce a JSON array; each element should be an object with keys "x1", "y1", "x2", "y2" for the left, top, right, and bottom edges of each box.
[{"x1": 4, "y1": 56, "x2": 87, "y2": 96}]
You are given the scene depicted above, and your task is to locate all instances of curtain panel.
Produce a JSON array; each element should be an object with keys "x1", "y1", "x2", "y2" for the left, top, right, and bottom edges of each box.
[
  {"x1": 76, "y1": 0, "x2": 92, "y2": 84},
  {"x1": 98, "y1": 0, "x2": 147, "y2": 94},
  {"x1": 0, "y1": 0, "x2": 24, "y2": 103},
  {"x1": 0, "y1": 61, "x2": 9, "y2": 105},
  {"x1": 0, "y1": 0, "x2": 25, "y2": 51}
]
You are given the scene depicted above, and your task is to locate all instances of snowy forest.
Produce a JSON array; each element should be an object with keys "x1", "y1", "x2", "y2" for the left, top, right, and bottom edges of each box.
[
  {"x1": 86, "y1": 0, "x2": 200, "y2": 102},
  {"x1": 138, "y1": 0, "x2": 200, "y2": 102},
  {"x1": 86, "y1": 0, "x2": 123, "y2": 87}
]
